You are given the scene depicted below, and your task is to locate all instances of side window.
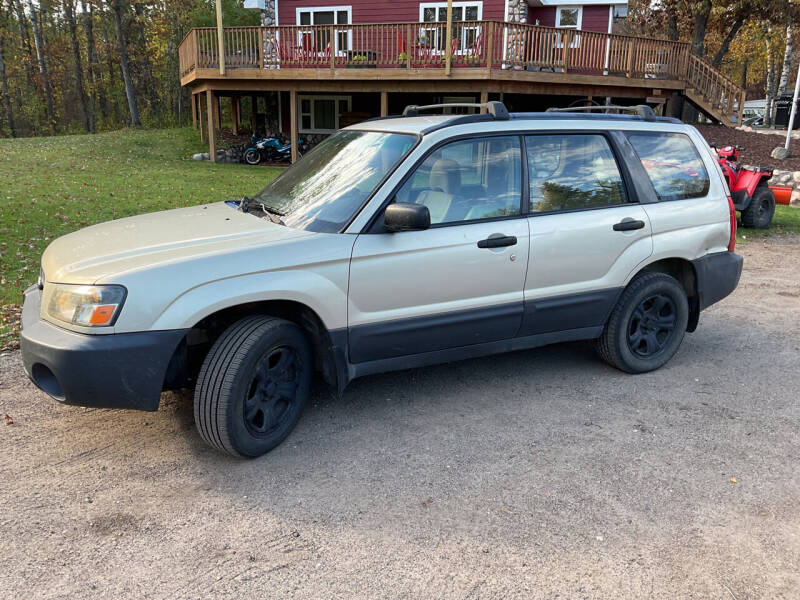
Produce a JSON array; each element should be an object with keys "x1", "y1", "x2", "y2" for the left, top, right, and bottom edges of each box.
[
  {"x1": 626, "y1": 132, "x2": 710, "y2": 201},
  {"x1": 395, "y1": 136, "x2": 522, "y2": 224},
  {"x1": 526, "y1": 134, "x2": 627, "y2": 213}
]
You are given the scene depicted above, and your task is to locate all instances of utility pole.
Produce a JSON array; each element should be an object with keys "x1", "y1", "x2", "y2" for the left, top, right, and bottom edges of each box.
[{"x1": 784, "y1": 61, "x2": 800, "y2": 151}]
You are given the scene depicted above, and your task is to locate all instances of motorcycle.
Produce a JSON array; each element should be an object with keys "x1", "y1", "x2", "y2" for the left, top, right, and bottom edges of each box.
[
  {"x1": 711, "y1": 143, "x2": 776, "y2": 229},
  {"x1": 244, "y1": 133, "x2": 306, "y2": 165}
]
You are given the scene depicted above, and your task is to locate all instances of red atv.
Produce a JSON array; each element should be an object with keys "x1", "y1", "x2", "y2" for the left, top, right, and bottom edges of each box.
[{"x1": 711, "y1": 144, "x2": 776, "y2": 229}]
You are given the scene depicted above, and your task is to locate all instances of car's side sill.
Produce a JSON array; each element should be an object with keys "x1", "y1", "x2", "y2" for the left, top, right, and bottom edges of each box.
[{"x1": 347, "y1": 325, "x2": 603, "y2": 380}]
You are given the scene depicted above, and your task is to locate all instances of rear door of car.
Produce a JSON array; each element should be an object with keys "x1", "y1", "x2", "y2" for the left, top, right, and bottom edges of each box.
[
  {"x1": 520, "y1": 131, "x2": 654, "y2": 336},
  {"x1": 619, "y1": 129, "x2": 731, "y2": 259}
]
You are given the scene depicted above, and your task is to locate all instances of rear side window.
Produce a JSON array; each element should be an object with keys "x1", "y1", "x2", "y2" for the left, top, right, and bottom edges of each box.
[
  {"x1": 526, "y1": 134, "x2": 627, "y2": 213},
  {"x1": 626, "y1": 132, "x2": 710, "y2": 201}
]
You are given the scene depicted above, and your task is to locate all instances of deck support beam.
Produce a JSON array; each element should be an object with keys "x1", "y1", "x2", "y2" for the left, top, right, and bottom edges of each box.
[
  {"x1": 191, "y1": 93, "x2": 197, "y2": 130},
  {"x1": 207, "y1": 89, "x2": 216, "y2": 163},
  {"x1": 199, "y1": 93, "x2": 206, "y2": 142},
  {"x1": 480, "y1": 90, "x2": 488, "y2": 113},
  {"x1": 232, "y1": 96, "x2": 241, "y2": 135},
  {"x1": 380, "y1": 91, "x2": 388, "y2": 116},
  {"x1": 290, "y1": 89, "x2": 298, "y2": 164}
]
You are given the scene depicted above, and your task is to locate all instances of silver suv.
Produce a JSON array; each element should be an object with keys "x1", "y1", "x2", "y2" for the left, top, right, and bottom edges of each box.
[{"x1": 21, "y1": 103, "x2": 743, "y2": 457}]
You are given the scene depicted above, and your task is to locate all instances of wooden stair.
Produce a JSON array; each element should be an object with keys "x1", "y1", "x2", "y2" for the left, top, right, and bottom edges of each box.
[{"x1": 683, "y1": 55, "x2": 745, "y2": 127}]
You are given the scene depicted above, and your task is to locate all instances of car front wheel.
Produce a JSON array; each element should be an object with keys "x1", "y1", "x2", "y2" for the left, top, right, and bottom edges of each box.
[
  {"x1": 193, "y1": 315, "x2": 312, "y2": 458},
  {"x1": 596, "y1": 272, "x2": 689, "y2": 374}
]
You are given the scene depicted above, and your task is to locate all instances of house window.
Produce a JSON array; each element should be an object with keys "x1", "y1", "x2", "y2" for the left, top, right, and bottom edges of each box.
[
  {"x1": 555, "y1": 6, "x2": 582, "y2": 30},
  {"x1": 419, "y1": 2, "x2": 482, "y2": 54},
  {"x1": 299, "y1": 95, "x2": 352, "y2": 133},
  {"x1": 296, "y1": 6, "x2": 352, "y2": 55},
  {"x1": 613, "y1": 5, "x2": 628, "y2": 23},
  {"x1": 555, "y1": 6, "x2": 581, "y2": 48}
]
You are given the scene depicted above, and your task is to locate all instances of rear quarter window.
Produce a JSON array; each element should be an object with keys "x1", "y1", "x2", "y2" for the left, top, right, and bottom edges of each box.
[{"x1": 626, "y1": 132, "x2": 710, "y2": 201}]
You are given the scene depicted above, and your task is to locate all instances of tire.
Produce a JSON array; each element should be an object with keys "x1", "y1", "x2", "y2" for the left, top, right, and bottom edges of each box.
[
  {"x1": 193, "y1": 315, "x2": 312, "y2": 458},
  {"x1": 244, "y1": 149, "x2": 261, "y2": 165},
  {"x1": 596, "y1": 272, "x2": 689, "y2": 374},
  {"x1": 740, "y1": 184, "x2": 775, "y2": 229}
]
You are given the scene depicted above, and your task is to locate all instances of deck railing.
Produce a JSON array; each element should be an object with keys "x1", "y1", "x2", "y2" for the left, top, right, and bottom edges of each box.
[
  {"x1": 179, "y1": 21, "x2": 743, "y2": 122},
  {"x1": 180, "y1": 21, "x2": 699, "y2": 77}
]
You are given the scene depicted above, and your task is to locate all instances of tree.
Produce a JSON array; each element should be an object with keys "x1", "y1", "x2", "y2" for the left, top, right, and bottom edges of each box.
[
  {"x1": 63, "y1": 0, "x2": 90, "y2": 131},
  {"x1": 26, "y1": 0, "x2": 56, "y2": 130},
  {"x1": 110, "y1": 0, "x2": 139, "y2": 126},
  {"x1": 80, "y1": 0, "x2": 98, "y2": 131},
  {"x1": 0, "y1": 6, "x2": 17, "y2": 136}
]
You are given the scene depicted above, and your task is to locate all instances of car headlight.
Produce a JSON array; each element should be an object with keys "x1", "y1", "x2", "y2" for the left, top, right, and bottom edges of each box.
[{"x1": 46, "y1": 284, "x2": 127, "y2": 327}]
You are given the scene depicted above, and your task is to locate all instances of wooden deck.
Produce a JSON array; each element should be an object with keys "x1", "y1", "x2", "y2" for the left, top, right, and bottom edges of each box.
[{"x1": 178, "y1": 21, "x2": 745, "y2": 161}]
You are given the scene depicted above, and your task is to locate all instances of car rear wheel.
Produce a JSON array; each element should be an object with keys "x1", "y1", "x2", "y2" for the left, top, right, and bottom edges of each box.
[
  {"x1": 596, "y1": 272, "x2": 689, "y2": 374},
  {"x1": 741, "y1": 184, "x2": 775, "y2": 229},
  {"x1": 193, "y1": 315, "x2": 312, "y2": 458}
]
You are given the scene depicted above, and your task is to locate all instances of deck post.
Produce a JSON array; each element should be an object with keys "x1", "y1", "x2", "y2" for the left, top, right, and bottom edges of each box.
[
  {"x1": 290, "y1": 89, "x2": 298, "y2": 164},
  {"x1": 480, "y1": 90, "x2": 488, "y2": 113},
  {"x1": 216, "y1": 96, "x2": 222, "y2": 129},
  {"x1": 380, "y1": 91, "x2": 388, "y2": 116},
  {"x1": 485, "y1": 22, "x2": 494, "y2": 73},
  {"x1": 232, "y1": 96, "x2": 240, "y2": 135},
  {"x1": 216, "y1": 0, "x2": 225, "y2": 76},
  {"x1": 445, "y1": 0, "x2": 453, "y2": 75},
  {"x1": 191, "y1": 93, "x2": 197, "y2": 130},
  {"x1": 207, "y1": 89, "x2": 217, "y2": 163},
  {"x1": 199, "y1": 93, "x2": 206, "y2": 142}
]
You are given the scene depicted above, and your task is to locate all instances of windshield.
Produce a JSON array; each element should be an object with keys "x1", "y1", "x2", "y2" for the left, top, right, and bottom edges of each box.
[{"x1": 252, "y1": 130, "x2": 417, "y2": 232}]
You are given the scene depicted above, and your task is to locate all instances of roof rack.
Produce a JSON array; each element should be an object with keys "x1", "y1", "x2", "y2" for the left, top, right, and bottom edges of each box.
[
  {"x1": 545, "y1": 104, "x2": 656, "y2": 121},
  {"x1": 402, "y1": 101, "x2": 510, "y2": 120}
]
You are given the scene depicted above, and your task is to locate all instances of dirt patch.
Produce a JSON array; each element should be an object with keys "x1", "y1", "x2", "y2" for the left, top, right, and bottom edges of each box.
[
  {"x1": 694, "y1": 124, "x2": 800, "y2": 170},
  {"x1": 1, "y1": 238, "x2": 799, "y2": 598}
]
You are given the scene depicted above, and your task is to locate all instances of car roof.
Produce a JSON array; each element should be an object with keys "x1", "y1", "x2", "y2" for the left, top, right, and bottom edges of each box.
[{"x1": 346, "y1": 111, "x2": 684, "y2": 136}]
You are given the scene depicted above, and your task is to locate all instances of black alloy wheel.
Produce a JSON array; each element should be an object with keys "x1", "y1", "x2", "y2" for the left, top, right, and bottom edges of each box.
[{"x1": 627, "y1": 293, "x2": 677, "y2": 358}]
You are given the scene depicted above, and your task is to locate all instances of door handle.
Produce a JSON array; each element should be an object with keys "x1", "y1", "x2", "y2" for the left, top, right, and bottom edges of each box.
[
  {"x1": 613, "y1": 219, "x2": 646, "y2": 232},
  {"x1": 477, "y1": 235, "x2": 517, "y2": 249}
]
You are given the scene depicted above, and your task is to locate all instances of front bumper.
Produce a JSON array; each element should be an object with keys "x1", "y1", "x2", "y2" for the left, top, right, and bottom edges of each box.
[
  {"x1": 20, "y1": 285, "x2": 187, "y2": 411},
  {"x1": 691, "y1": 251, "x2": 744, "y2": 311}
]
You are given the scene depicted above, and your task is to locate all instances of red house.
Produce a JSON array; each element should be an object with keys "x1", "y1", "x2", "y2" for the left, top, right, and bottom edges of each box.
[{"x1": 180, "y1": 0, "x2": 741, "y2": 161}]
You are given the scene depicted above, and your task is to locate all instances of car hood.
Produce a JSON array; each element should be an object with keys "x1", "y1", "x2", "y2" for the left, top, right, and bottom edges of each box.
[{"x1": 42, "y1": 202, "x2": 312, "y2": 283}]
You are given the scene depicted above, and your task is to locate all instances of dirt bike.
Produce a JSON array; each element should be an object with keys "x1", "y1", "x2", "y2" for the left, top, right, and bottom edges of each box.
[{"x1": 711, "y1": 143, "x2": 775, "y2": 229}]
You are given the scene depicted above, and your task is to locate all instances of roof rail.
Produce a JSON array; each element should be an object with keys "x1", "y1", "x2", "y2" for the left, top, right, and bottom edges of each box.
[
  {"x1": 545, "y1": 104, "x2": 656, "y2": 121},
  {"x1": 402, "y1": 101, "x2": 510, "y2": 120}
]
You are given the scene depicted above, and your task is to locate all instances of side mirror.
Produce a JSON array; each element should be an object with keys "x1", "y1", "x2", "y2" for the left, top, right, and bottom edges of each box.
[{"x1": 384, "y1": 202, "x2": 430, "y2": 232}]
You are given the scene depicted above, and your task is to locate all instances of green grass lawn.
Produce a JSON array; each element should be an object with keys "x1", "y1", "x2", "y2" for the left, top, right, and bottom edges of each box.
[
  {"x1": 737, "y1": 205, "x2": 800, "y2": 241},
  {"x1": 0, "y1": 127, "x2": 282, "y2": 350}
]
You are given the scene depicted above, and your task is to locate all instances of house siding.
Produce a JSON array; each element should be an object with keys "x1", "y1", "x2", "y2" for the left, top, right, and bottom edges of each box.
[{"x1": 279, "y1": 0, "x2": 505, "y2": 27}]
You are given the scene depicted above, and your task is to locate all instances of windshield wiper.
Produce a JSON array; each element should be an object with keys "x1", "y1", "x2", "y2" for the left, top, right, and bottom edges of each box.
[{"x1": 238, "y1": 196, "x2": 286, "y2": 225}]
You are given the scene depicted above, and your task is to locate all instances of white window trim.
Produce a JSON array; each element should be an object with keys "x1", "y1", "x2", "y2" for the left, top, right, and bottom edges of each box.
[
  {"x1": 295, "y1": 6, "x2": 353, "y2": 56},
  {"x1": 555, "y1": 5, "x2": 582, "y2": 29},
  {"x1": 418, "y1": 1, "x2": 483, "y2": 21},
  {"x1": 555, "y1": 6, "x2": 582, "y2": 48},
  {"x1": 298, "y1": 94, "x2": 352, "y2": 134},
  {"x1": 418, "y1": 1, "x2": 483, "y2": 56}
]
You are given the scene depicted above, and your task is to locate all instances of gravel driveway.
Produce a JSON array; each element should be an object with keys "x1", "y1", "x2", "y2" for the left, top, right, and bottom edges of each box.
[{"x1": 1, "y1": 237, "x2": 799, "y2": 599}]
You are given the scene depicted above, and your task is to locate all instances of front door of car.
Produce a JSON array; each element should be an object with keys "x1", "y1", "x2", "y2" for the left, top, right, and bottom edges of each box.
[
  {"x1": 520, "y1": 133, "x2": 654, "y2": 336},
  {"x1": 347, "y1": 135, "x2": 530, "y2": 364}
]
